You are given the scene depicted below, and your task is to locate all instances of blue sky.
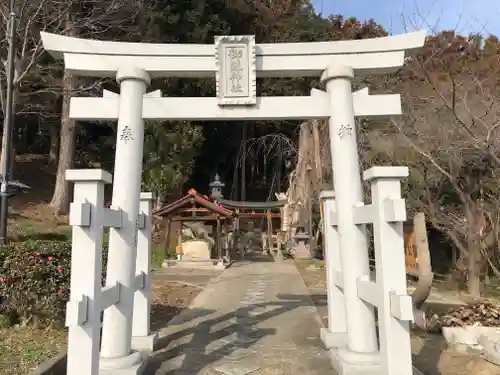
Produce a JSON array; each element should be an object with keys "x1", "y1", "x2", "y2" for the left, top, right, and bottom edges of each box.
[{"x1": 311, "y1": 0, "x2": 500, "y2": 36}]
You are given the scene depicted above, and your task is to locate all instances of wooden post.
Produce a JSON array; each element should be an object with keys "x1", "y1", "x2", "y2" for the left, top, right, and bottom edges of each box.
[
  {"x1": 176, "y1": 224, "x2": 183, "y2": 260},
  {"x1": 266, "y1": 210, "x2": 272, "y2": 250},
  {"x1": 216, "y1": 216, "x2": 221, "y2": 259},
  {"x1": 224, "y1": 220, "x2": 229, "y2": 259},
  {"x1": 236, "y1": 210, "x2": 244, "y2": 260},
  {"x1": 163, "y1": 217, "x2": 172, "y2": 260}
]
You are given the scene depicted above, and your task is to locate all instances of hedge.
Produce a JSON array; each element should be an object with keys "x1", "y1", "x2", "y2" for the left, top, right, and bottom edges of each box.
[{"x1": 0, "y1": 236, "x2": 109, "y2": 327}]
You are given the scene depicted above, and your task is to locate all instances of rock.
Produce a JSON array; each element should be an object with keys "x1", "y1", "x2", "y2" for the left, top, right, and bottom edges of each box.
[
  {"x1": 479, "y1": 333, "x2": 500, "y2": 366},
  {"x1": 440, "y1": 300, "x2": 500, "y2": 327},
  {"x1": 182, "y1": 240, "x2": 211, "y2": 260}
]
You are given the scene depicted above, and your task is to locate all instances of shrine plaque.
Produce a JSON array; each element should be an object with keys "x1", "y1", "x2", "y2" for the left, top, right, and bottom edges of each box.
[
  {"x1": 215, "y1": 35, "x2": 256, "y2": 106},
  {"x1": 404, "y1": 228, "x2": 418, "y2": 274}
]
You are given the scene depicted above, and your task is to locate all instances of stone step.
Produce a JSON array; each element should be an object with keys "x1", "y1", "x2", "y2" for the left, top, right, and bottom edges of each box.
[{"x1": 162, "y1": 259, "x2": 227, "y2": 270}]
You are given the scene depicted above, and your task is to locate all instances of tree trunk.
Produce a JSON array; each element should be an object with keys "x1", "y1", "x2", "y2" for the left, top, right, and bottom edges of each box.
[
  {"x1": 468, "y1": 243, "x2": 482, "y2": 297},
  {"x1": 49, "y1": 124, "x2": 60, "y2": 165},
  {"x1": 50, "y1": 71, "x2": 76, "y2": 215},
  {"x1": 155, "y1": 193, "x2": 164, "y2": 211},
  {"x1": 50, "y1": 13, "x2": 77, "y2": 215},
  {"x1": 465, "y1": 203, "x2": 482, "y2": 297}
]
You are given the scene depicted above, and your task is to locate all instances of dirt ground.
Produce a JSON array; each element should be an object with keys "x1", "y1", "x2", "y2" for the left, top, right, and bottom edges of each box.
[
  {"x1": 295, "y1": 259, "x2": 500, "y2": 375},
  {"x1": 150, "y1": 279, "x2": 201, "y2": 332},
  {"x1": 0, "y1": 279, "x2": 200, "y2": 375}
]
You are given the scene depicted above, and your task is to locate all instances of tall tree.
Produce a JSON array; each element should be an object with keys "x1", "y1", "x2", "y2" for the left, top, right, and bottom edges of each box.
[
  {"x1": 142, "y1": 120, "x2": 204, "y2": 208},
  {"x1": 47, "y1": 0, "x2": 162, "y2": 214},
  {"x1": 365, "y1": 32, "x2": 500, "y2": 296}
]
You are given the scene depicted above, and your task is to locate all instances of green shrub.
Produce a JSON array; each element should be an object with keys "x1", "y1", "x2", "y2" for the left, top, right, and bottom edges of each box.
[
  {"x1": 0, "y1": 235, "x2": 110, "y2": 327},
  {"x1": 0, "y1": 239, "x2": 72, "y2": 326},
  {"x1": 151, "y1": 244, "x2": 164, "y2": 268}
]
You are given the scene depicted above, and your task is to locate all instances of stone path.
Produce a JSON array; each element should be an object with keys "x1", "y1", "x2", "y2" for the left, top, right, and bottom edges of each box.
[
  {"x1": 144, "y1": 257, "x2": 334, "y2": 375},
  {"x1": 153, "y1": 267, "x2": 223, "y2": 288}
]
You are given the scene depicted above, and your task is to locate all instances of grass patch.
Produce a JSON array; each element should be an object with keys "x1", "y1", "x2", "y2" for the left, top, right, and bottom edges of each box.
[{"x1": 0, "y1": 326, "x2": 66, "y2": 375}]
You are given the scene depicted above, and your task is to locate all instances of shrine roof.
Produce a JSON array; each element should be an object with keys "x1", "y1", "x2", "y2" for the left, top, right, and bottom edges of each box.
[
  {"x1": 217, "y1": 198, "x2": 285, "y2": 210},
  {"x1": 153, "y1": 189, "x2": 234, "y2": 218}
]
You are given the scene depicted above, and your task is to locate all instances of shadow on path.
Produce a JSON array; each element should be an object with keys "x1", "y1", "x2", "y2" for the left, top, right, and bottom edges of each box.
[{"x1": 145, "y1": 293, "x2": 327, "y2": 375}]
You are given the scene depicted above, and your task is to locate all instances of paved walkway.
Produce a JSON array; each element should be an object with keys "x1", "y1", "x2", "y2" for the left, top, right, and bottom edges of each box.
[
  {"x1": 144, "y1": 257, "x2": 334, "y2": 375},
  {"x1": 153, "y1": 267, "x2": 223, "y2": 288}
]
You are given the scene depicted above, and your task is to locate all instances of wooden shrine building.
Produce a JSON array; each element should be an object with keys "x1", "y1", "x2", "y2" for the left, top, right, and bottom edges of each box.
[
  {"x1": 217, "y1": 198, "x2": 285, "y2": 257},
  {"x1": 153, "y1": 189, "x2": 235, "y2": 265}
]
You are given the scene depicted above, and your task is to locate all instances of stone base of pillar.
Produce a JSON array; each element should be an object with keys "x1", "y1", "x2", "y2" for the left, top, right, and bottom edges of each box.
[
  {"x1": 131, "y1": 331, "x2": 159, "y2": 354},
  {"x1": 329, "y1": 346, "x2": 423, "y2": 375},
  {"x1": 99, "y1": 350, "x2": 145, "y2": 375},
  {"x1": 320, "y1": 328, "x2": 347, "y2": 349},
  {"x1": 328, "y1": 347, "x2": 382, "y2": 375},
  {"x1": 162, "y1": 259, "x2": 226, "y2": 270}
]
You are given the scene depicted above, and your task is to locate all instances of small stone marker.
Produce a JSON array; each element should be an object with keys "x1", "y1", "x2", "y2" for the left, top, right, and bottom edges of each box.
[{"x1": 213, "y1": 363, "x2": 260, "y2": 375}]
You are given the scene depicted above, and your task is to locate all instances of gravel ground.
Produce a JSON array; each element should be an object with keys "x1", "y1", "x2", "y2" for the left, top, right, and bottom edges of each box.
[{"x1": 294, "y1": 259, "x2": 500, "y2": 375}]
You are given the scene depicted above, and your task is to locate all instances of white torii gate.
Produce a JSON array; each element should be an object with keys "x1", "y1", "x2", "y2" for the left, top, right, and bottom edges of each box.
[{"x1": 41, "y1": 31, "x2": 425, "y2": 375}]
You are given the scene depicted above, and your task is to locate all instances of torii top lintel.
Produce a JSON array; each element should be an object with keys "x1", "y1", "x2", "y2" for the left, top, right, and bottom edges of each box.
[{"x1": 40, "y1": 31, "x2": 426, "y2": 79}]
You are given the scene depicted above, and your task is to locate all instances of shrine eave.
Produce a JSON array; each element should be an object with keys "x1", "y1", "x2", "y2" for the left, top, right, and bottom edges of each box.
[
  {"x1": 153, "y1": 189, "x2": 234, "y2": 218},
  {"x1": 217, "y1": 198, "x2": 285, "y2": 210}
]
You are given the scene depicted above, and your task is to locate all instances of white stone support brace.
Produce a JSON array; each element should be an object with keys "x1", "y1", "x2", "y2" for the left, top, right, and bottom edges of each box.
[
  {"x1": 101, "y1": 283, "x2": 121, "y2": 311},
  {"x1": 100, "y1": 68, "x2": 150, "y2": 373},
  {"x1": 331, "y1": 270, "x2": 344, "y2": 289},
  {"x1": 65, "y1": 169, "x2": 110, "y2": 375},
  {"x1": 136, "y1": 213, "x2": 146, "y2": 230},
  {"x1": 134, "y1": 272, "x2": 146, "y2": 291},
  {"x1": 103, "y1": 207, "x2": 122, "y2": 228},
  {"x1": 356, "y1": 276, "x2": 379, "y2": 307},
  {"x1": 389, "y1": 292, "x2": 414, "y2": 321},
  {"x1": 329, "y1": 207, "x2": 338, "y2": 226},
  {"x1": 131, "y1": 192, "x2": 158, "y2": 354},
  {"x1": 65, "y1": 295, "x2": 88, "y2": 327},
  {"x1": 69, "y1": 202, "x2": 91, "y2": 227},
  {"x1": 322, "y1": 65, "x2": 378, "y2": 355},
  {"x1": 319, "y1": 191, "x2": 347, "y2": 349},
  {"x1": 352, "y1": 202, "x2": 373, "y2": 224},
  {"x1": 363, "y1": 166, "x2": 412, "y2": 375},
  {"x1": 357, "y1": 279, "x2": 414, "y2": 321},
  {"x1": 384, "y1": 198, "x2": 407, "y2": 222}
]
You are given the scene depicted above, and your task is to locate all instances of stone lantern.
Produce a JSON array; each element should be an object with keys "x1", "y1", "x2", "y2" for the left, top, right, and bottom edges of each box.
[{"x1": 209, "y1": 174, "x2": 225, "y2": 200}]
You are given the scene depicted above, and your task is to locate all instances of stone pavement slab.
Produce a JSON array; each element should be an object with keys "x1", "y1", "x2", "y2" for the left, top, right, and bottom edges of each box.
[
  {"x1": 153, "y1": 268, "x2": 223, "y2": 288},
  {"x1": 144, "y1": 260, "x2": 334, "y2": 375}
]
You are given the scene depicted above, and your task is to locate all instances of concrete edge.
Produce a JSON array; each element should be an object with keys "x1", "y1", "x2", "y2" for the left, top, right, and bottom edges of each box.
[
  {"x1": 162, "y1": 280, "x2": 206, "y2": 289},
  {"x1": 184, "y1": 268, "x2": 228, "y2": 309},
  {"x1": 290, "y1": 260, "x2": 327, "y2": 329},
  {"x1": 29, "y1": 350, "x2": 67, "y2": 375}
]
